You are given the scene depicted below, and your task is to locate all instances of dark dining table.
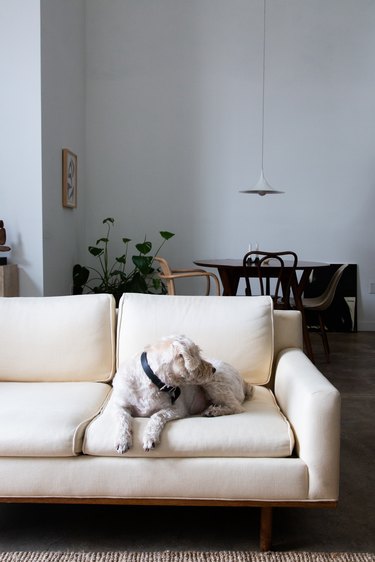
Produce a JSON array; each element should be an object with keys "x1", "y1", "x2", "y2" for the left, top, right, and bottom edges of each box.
[{"x1": 194, "y1": 258, "x2": 329, "y2": 360}]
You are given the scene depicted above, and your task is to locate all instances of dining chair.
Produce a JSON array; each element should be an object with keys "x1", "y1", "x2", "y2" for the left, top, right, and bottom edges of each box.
[
  {"x1": 154, "y1": 256, "x2": 221, "y2": 296},
  {"x1": 302, "y1": 263, "x2": 348, "y2": 361},
  {"x1": 242, "y1": 250, "x2": 298, "y2": 309}
]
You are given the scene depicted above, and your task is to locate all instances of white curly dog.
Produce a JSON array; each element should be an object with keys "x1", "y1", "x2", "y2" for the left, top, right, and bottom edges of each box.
[{"x1": 111, "y1": 334, "x2": 253, "y2": 453}]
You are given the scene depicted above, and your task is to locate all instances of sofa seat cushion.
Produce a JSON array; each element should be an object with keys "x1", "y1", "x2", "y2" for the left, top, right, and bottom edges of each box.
[
  {"x1": 117, "y1": 294, "x2": 274, "y2": 386},
  {"x1": 0, "y1": 382, "x2": 111, "y2": 457},
  {"x1": 83, "y1": 385, "x2": 295, "y2": 458}
]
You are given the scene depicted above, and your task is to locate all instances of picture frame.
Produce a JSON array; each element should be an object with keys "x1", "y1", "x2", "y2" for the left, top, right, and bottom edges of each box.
[{"x1": 62, "y1": 149, "x2": 77, "y2": 208}]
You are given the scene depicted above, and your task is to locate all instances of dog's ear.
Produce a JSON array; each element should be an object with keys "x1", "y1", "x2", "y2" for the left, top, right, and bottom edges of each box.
[{"x1": 172, "y1": 338, "x2": 201, "y2": 372}]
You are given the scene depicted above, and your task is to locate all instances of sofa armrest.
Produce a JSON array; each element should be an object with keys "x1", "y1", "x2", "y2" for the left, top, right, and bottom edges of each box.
[{"x1": 274, "y1": 348, "x2": 341, "y2": 501}]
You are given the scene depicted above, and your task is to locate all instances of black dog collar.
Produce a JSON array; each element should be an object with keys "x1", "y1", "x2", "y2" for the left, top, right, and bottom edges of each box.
[{"x1": 141, "y1": 352, "x2": 181, "y2": 404}]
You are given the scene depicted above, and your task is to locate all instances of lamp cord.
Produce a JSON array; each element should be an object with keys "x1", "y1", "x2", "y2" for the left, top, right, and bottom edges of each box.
[{"x1": 261, "y1": 0, "x2": 267, "y2": 173}]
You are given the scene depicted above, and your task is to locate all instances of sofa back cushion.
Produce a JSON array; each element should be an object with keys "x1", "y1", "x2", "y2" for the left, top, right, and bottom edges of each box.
[
  {"x1": 0, "y1": 294, "x2": 116, "y2": 382},
  {"x1": 117, "y1": 293, "x2": 274, "y2": 385}
]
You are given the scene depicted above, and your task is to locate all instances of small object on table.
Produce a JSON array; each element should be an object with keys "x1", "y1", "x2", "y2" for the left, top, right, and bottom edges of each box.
[{"x1": 0, "y1": 220, "x2": 11, "y2": 253}]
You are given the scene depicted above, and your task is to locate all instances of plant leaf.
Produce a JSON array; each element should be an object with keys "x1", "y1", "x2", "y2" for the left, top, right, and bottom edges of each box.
[
  {"x1": 89, "y1": 246, "x2": 104, "y2": 257},
  {"x1": 115, "y1": 255, "x2": 127, "y2": 264},
  {"x1": 122, "y1": 238, "x2": 131, "y2": 244},
  {"x1": 135, "y1": 241, "x2": 152, "y2": 255},
  {"x1": 160, "y1": 231, "x2": 175, "y2": 240},
  {"x1": 112, "y1": 269, "x2": 127, "y2": 277},
  {"x1": 132, "y1": 255, "x2": 152, "y2": 274},
  {"x1": 103, "y1": 217, "x2": 115, "y2": 225},
  {"x1": 116, "y1": 271, "x2": 130, "y2": 282},
  {"x1": 72, "y1": 264, "x2": 90, "y2": 286},
  {"x1": 127, "y1": 272, "x2": 149, "y2": 293}
]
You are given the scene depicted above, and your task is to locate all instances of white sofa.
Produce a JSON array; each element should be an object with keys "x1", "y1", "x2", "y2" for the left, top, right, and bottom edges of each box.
[{"x1": 0, "y1": 292, "x2": 340, "y2": 551}]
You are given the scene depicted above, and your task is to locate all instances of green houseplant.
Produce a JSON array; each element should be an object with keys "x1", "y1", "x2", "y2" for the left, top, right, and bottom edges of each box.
[{"x1": 73, "y1": 217, "x2": 174, "y2": 303}]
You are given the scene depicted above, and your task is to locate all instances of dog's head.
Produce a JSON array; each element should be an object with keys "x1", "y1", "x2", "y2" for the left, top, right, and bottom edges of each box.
[{"x1": 146, "y1": 335, "x2": 215, "y2": 386}]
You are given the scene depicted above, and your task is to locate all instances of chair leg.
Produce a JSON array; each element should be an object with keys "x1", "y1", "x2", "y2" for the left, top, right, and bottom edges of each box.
[
  {"x1": 204, "y1": 276, "x2": 210, "y2": 296},
  {"x1": 318, "y1": 312, "x2": 330, "y2": 361},
  {"x1": 260, "y1": 506, "x2": 273, "y2": 551}
]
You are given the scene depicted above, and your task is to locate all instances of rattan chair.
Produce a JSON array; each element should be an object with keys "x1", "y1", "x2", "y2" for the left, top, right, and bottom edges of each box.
[{"x1": 154, "y1": 256, "x2": 221, "y2": 296}]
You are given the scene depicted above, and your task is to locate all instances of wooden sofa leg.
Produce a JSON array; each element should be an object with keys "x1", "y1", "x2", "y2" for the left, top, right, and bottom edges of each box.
[{"x1": 260, "y1": 506, "x2": 273, "y2": 551}]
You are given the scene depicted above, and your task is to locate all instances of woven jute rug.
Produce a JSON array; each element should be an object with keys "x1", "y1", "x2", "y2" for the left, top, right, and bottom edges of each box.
[{"x1": 0, "y1": 553, "x2": 373, "y2": 562}]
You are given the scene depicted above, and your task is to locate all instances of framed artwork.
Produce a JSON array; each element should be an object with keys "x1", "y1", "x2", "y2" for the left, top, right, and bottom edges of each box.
[{"x1": 62, "y1": 149, "x2": 77, "y2": 208}]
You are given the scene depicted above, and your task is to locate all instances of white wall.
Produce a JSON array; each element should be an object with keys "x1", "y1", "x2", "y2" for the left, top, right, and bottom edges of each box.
[
  {"x1": 0, "y1": 0, "x2": 85, "y2": 297},
  {"x1": 84, "y1": 0, "x2": 375, "y2": 329},
  {"x1": 0, "y1": 0, "x2": 44, "y2": 295},
  {"x1": 41, "y1": 0, "x2": 86, "y2": 295}
]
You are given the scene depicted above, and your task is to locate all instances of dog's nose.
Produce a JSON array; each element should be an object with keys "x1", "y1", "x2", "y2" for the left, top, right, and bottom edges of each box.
[{"x1": 212, "y1": 367, "x2": 216, "y2": 374}]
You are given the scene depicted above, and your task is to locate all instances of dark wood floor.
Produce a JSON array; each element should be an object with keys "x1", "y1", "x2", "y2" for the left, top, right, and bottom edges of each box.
[{"x1": 0, "y1": 332, "x2": 374, "y2": 552}]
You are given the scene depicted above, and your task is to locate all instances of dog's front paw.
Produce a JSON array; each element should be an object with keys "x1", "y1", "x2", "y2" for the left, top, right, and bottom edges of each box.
[
  {"x1": 203, "y1": 404, "x2": 224, "y2": 417},
  {"x1": 115, "y1": 437, "x2": 132, "y2": 454},
  {"x1": 143, "y1": 437, "x2": 157, "y2": 452}
]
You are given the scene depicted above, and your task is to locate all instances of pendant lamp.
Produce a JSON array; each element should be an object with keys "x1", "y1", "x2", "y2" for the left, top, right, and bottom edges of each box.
[{"x1": 239, "y1": 0, "x2": 284, "y2": 196}]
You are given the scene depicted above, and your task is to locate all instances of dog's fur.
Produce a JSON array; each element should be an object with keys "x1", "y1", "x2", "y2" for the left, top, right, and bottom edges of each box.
[{"x1": 111, "y1": 334, "x2": 253, "y2": 453}]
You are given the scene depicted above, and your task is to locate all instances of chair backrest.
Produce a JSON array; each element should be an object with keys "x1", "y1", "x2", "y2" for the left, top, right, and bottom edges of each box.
[
  {"x1": 310, "y1": 263, "x2": 348, "y2": 310},
  {"x1": 242, "y1": 250, "x2": 298, "y2": 309},
  {"x1": 154, "y1": 256, "x2": 176, "y2": 295},
  {"x1": 154, "y1": 256, "x2": 221, "y2": 296}
]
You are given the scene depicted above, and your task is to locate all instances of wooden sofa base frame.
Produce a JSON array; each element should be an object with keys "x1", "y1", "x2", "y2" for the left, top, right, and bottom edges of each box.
[{"x1": 0, "y1": 497, "x2": 337, "y2": 552}]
